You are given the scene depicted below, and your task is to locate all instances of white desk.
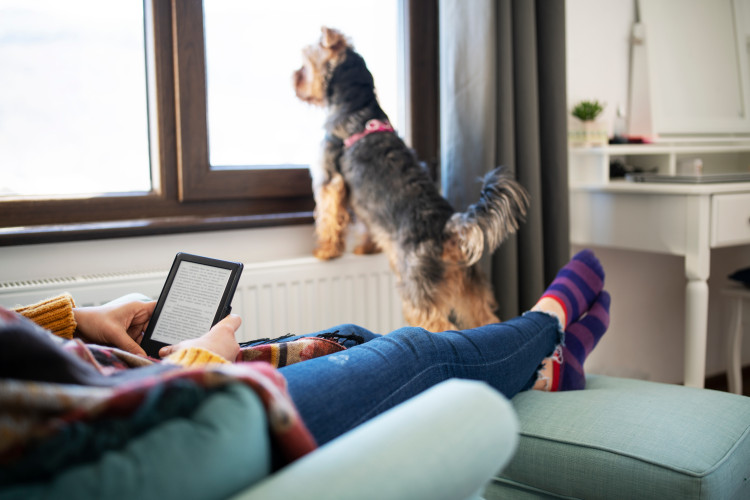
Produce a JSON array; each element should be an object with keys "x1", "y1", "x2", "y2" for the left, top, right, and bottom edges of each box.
[{"x1": 569, "y1": 142, "x2": 750, "y2": 387}]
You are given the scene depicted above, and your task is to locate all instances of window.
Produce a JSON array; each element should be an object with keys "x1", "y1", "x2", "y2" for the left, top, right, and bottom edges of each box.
[
  {"x1": 203, "y1": 1, "x2": 401, "y2": 168},
  {"x1": 0, "y1": 1, "x2": 150, "y2": 196},
  {"x1": 0, "y1": 0, "x2": 437, "y2": 245}
]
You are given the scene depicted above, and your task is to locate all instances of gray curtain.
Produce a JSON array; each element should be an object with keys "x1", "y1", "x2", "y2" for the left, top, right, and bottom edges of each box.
[{"x1": 439, "y1": 0, "x2": 570, "y2": 319}]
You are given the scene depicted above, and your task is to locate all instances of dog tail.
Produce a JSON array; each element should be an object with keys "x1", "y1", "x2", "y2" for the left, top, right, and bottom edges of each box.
[{"x1": 444, "y1": 167, "x2": 529, "y2": 266}]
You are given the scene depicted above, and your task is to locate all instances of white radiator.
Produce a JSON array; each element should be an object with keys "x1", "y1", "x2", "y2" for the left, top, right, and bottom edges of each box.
[{"x1": 0, "y1": 253, "x2": 405, "y2": 342}]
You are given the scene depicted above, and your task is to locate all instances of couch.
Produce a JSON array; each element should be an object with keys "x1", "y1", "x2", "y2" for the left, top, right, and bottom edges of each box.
[
  {"x1": 5, "y1": 374, "x2": 749, "y2": 500},
  {"x1": 0, "y1": 379, "x2": 519, "y2": 500},
  {"x1": 243, "y1": 374, "x2": 750, "y2": 500},
  {"x1": 3, "y1": 298, "x2": 749, "y2": 500}
]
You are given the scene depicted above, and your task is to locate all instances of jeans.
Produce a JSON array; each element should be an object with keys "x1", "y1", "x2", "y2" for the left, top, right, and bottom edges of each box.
[{"x1": 279, "y1": 311, "x2": 561, "y2": 445}]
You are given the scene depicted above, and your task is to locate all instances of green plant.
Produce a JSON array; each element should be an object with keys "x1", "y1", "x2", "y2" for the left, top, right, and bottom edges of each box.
[{"x1": 571, "y1": 100, "x2": 605, "y2": 121}]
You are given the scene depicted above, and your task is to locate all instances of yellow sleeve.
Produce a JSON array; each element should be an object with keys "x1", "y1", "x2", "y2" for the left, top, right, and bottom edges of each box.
[
  {"x1": 164, "y1": 346, "x2": 231, "y2": 367},
  {"x1": 12, "y1": 293, "x2": 77, "y2": 339}
]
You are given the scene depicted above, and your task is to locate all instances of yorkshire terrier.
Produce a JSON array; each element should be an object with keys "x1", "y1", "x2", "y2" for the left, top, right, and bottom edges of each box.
[{"x1": 293, "y1": 27, "x2": 529, "y2": 332}]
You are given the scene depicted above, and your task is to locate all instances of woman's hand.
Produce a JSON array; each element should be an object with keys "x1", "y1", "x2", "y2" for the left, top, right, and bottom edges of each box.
[
  {"x1": 158, "y1": 314, "x2": 241, "y2": 362},
  {"x1": 73, "y1": 300, "x2": 156, "y2": 356}
]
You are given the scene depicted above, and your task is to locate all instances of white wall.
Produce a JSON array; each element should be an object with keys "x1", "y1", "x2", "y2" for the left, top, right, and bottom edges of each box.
[
  {"x1": 567, "y1": 0, "x2": 750, "y2": 383},
  {"x1": 0, "y1": 225, "x2": 315, "y2": 283},
  {"x1": 566, "y1": 0, "x2": 634, "y2": 136}
]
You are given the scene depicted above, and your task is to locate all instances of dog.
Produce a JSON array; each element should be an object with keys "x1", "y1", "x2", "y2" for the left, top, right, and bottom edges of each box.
[{"x1": 293, "y1": 27, "x2": 529, "y2": 332}]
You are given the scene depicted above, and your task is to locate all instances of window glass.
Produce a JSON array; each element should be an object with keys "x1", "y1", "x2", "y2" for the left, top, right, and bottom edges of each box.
[
  {"x1": 0, "y1": 0, "x2": 150, "y2": 197},
  {"x1": 204, "y1": 0, "x2": 400, "y2": 168}
]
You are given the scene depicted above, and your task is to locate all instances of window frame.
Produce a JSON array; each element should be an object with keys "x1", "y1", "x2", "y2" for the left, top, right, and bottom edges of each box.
[{"x1": 0, "y1": 0, "x2": 437, "y2": 246}]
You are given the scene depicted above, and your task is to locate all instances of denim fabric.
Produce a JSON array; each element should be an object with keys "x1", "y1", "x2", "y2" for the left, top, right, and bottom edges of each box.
[{"x1": 280, "y1": 311, "x2": 560, "y2": 445}]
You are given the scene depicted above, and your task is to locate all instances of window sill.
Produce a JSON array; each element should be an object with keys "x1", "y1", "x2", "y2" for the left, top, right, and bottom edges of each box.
[{"x1": 0, "y1": 212, "x2": 314, "y2": 246}]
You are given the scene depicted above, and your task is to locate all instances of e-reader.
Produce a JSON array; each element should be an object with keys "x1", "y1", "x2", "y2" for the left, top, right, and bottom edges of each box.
[{"x1": 141, "y1": 253, "x2": 244, "y2": 358}]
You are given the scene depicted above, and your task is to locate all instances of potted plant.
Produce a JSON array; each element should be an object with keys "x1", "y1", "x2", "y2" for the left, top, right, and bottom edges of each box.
[{"x1": 570, "y1": 100, "x2": 607, "y2": 147}]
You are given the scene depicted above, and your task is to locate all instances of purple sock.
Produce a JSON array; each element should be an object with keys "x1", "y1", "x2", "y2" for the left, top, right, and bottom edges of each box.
[
  {"x1": 542, "y1": 249, "x2": 605, "y2": 327},
  {"x1": 552, "y1": 291, "x2": 611, "y2": 391}
]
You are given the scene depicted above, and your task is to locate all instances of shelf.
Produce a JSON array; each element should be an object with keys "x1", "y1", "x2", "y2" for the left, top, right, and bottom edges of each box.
[
  {"x1": 571, "y1": 142, "x2": 750, "y2": 156},
  {"x1": 569, "y1": 140, "x2": 750, "y2": 187}
]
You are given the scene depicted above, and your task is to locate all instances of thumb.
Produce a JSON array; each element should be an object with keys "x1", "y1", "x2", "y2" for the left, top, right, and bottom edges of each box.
[{"x1": 158, "y1": 343, "x2": 176, "y2": 358}]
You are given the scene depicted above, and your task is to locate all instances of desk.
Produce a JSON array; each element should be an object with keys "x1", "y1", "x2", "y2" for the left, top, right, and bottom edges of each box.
[{"x1": 569, "y1": 142, "x2": 750, "y2": 388}]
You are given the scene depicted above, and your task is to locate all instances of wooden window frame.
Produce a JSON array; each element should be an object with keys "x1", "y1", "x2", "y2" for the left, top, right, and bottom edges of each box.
[{"x1": 0, "y1": 0, "x2": 437, "y2": 246}]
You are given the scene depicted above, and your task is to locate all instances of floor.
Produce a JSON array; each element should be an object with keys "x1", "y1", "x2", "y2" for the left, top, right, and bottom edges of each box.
[{"x1": 704, "y1": 365, "x2": 750, "y2": 397}]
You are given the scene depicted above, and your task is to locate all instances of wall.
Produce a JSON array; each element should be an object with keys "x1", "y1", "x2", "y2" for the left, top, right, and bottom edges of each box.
[
  {"x1": 566, "y1": 0, "x2": 633, "y2": 136},
  {"x1": 0, "y1": 225, "x2": 316, "y2": 283},
  {"x1": 566, "y1": 0, "x2": 750, "y2": 383}
]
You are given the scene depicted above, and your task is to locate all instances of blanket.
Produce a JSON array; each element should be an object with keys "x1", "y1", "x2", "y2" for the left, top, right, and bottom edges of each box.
[
  {"x1": 0, "y1": 307, "x2": 317, "y2": 487},
  {"x1": 237, "y1": 332, "x2": 350, "y2": 366}
]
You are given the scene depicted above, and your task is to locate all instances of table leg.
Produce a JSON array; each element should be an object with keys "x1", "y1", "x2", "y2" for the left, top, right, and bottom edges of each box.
[
  {"x1": 684, "y1": 279, "x2": 709, "y2": 388},
  {"x1": 683, "y1": 195, "x2": 711, "y2": 389},
  {"x1": 727, "y1": 295, "x2": 744, "y2": 395}
]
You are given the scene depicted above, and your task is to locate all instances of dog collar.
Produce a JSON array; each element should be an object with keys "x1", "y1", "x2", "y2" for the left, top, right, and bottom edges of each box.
[{"x1": 344, "y1": 119, "x2": 394, "y2": 148}]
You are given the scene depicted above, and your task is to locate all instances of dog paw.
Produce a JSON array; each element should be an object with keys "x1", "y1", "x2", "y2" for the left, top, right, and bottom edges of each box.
[
  {"x1": 353, "y1": 241, "x2": 381, "y2": 255},
  {"x1": 313, "y1": 246, "x2": 343, "y2": 260}
]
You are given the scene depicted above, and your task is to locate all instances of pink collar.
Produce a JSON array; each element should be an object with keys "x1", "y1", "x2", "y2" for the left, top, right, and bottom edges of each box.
[{"x1": 344, "y1": 119, "x2": 394, "y2": 148}]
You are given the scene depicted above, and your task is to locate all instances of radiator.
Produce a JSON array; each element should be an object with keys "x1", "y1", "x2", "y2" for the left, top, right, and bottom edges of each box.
[{"x1": 0, "y1": 253, "x2": 405, "y2": 342}]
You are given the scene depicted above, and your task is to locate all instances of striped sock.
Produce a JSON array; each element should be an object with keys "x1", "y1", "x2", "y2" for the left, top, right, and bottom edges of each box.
[
  {"x1": 550, "y1": 291, "x2": 611, "y2": 391},
  {"x1": 542, "y1": 249, "x2": 605, "y2": 327}
]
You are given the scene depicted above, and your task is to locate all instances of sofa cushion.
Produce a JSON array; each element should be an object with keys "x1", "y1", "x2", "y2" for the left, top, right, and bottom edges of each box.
[{"x1": 484, "y1": 375, "x2": 750, "y2": 499}]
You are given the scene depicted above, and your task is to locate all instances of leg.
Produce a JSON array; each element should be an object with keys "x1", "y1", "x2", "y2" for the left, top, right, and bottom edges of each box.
[
  {"x1": 448, "y1": 264, "x2": 501, "y2": 328},
  {"x1": 684, "y1": 279, "x2": 709, "y2": 388},
  {"x1": 683, "y1": 195, "x2": 710, "y2": 388},
  {"x1": 280, "y1": 312, "x2": 560, "y2": 445},
  {"x1": 398, "y1": 251, "x2": 459, "y2": 332},
  {"x1": 313, "y1": 172, "x2": 350, "y2": 260},
  {"x1": 352, "y1": 220, "x2": 381, "y2": 255},
  {"x1": 282, "y1": 249, "x2": 608, "y2": 445},
  {"x1": 401, "y1": 301, "x2": 457, "y2": 332},
  {"x1": 725, "y1": 293, "x2": 743, "y2": 395}
]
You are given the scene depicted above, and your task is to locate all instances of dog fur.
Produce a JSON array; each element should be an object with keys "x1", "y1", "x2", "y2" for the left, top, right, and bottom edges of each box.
[{"x1": 293, "y1": 27, "x2": 529, "y2": 332}]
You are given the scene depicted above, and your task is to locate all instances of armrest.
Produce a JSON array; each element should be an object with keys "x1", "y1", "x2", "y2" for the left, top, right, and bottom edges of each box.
[{"x1": 232, "y1": 379, "x2": 519, "y2": 500}]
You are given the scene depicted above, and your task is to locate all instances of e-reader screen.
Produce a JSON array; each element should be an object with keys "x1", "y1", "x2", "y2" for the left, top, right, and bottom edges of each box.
[{"x1": 141, "y1": 253, "x2": 243, "y2": 358}]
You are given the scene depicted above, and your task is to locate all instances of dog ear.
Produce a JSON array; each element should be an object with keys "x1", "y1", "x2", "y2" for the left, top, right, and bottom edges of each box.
[{"x1": 320, "y1": 26, "x2": 347, "y2": 52}]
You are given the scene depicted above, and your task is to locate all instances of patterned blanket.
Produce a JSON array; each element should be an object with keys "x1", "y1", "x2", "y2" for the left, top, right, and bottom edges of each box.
[
  {"x1": 0, "y1": 307, "x2": 320, "y2": 487},
  {"x1": 237, "y1": 334, "x2": 347, "y2": 366}
]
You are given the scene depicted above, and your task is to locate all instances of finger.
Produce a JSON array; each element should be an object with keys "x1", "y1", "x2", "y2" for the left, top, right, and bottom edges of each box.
[{"x1": 121, "y1": 337, "x2": 148, "y2": 357}]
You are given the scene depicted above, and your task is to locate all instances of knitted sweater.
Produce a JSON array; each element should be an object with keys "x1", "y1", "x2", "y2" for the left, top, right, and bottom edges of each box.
[{"x1": 12, "y1": 294, "x2": 228, "y2": 367}]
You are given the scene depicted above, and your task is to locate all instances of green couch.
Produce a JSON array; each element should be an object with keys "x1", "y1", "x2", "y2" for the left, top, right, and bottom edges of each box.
[
  {"x1": 3, "y1": 373, "x2": 748, "y2": 499},
  {"x1": 0, "y1": 379, "x2": 519, "y2": 500}
]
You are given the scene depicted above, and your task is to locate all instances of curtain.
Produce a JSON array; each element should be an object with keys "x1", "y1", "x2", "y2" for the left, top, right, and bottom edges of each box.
[{"x1": 439, "y1": 0, "x2": 570, "y2": 319}]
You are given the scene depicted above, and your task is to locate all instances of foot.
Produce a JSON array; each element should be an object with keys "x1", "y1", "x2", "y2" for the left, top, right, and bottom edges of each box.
[
  {"x1": 535, "y1": 249, "x2": 605, "y2": 328},
  {"x1": 535, "y1": 290, "x2": 611, "y2": 391}
]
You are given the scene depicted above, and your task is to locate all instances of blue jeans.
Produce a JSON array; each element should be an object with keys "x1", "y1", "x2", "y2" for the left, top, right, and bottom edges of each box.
[{"x1": 279, "y1": 311, "x2": 560, "y2": 445}]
